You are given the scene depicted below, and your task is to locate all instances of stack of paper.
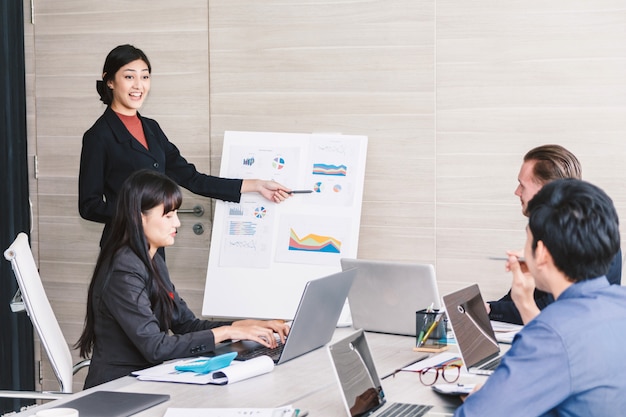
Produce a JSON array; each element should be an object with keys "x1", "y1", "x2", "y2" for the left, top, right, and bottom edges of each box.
[
  {"x1": 490, "y1": 320, "x2": 523, "y2": 344},
  {"x1": 132, "y1": 355, "x2": 274, "y2": 385},
  {"x1": 403, "y1": 352, "x2": 463, "y2": 373}
]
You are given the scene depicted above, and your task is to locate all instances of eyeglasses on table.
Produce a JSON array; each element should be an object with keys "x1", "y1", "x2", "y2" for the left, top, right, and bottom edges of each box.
[{"x1": 417, "y1": 364, "x2": 461, "y2": 386}]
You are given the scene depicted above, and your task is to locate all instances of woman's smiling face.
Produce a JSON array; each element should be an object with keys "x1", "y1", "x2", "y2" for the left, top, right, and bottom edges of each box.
[{"x1": 107, "y1": 59, "x2": 151, "y2": 115}]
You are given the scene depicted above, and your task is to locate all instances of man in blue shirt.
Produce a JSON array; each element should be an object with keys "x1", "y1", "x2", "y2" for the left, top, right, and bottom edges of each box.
[{"x1": 456, "y1": 179, "x2": 626, "y2": 417}]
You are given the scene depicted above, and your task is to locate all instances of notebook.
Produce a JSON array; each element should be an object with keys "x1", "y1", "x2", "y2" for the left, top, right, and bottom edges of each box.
[
  {"x1": 442, "y1": 284, "x2": 504, "y2": 375},
  {"x1": 340, "y1": 258, "x2": 441, "y2": 336},
  {"x1": 328, "y1": 329, "x2": 452, "y2": 417},
  {"x1": 210, "y1": 268, "x2": 356, "y2": 365},
  {"x1": 51, "y1": 391, "x2": 170, "y2": 417}
]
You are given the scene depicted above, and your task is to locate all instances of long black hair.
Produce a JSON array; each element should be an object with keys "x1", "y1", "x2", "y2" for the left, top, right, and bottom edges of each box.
[
  {"x1": 96, "y1": 44, "x2": 152, "y2": 105},
  {"x1": 75, "y1": 169, "x2": 182, "y2": 358}
]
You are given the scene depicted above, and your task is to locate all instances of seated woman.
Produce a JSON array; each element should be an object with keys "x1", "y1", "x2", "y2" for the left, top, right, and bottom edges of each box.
[{"x1": 75, "y1": 169, "x2": 289, "y2": 388}]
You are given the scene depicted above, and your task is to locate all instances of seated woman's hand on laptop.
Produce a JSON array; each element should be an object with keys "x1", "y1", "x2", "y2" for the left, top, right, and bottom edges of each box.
[{"x1": 227, "y1": 319, "x2": 290, "y2": 347}]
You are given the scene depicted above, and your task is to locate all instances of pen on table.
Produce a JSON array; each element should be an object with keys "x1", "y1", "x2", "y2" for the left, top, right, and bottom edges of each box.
[{"x1": 288, "y1": 190, "x2": 313, "y2": 194}]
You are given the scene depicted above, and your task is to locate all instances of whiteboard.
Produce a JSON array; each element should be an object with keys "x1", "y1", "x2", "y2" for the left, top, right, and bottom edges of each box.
[{"x1": 202, "y1": 131, "x2": 368, "y2": 319}]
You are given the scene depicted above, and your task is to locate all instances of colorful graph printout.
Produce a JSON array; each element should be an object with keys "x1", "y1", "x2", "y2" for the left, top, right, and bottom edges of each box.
[
  {"x1": 274, "y1": 214, "x2": 352, "y2": 266},
  {"x1": 254, "y1": 207, "x2": 267, "y2": 219},
  {"x1": 205, "y1": 131, "x2": 367, "y2": 319},
  {"x1": 288, "y1": 228, "x2": 341, "y2": 253},
  {"x1": 243, "y1": 156, "x2": 255, "y2": 166},
  {"x1": 312, "y1": 163, "x2": 347, "y2": 176},
  {"x1": 273, "y1": 156, "x2": 285, "y2": 170},
  {"x1": 229, "y1": 221, "x2": 256, "y2": 236}
]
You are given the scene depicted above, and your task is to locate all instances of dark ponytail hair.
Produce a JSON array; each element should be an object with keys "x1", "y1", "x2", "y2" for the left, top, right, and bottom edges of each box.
[
  {"x1": 96, "y1": 44, "x2": 152, "y2": 105},
  {"x1": 75, "y1": 169, "x2": 182, "y2": 358}
]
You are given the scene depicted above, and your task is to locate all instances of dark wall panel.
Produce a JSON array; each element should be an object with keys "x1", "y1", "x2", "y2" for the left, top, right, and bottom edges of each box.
[{"x1": 0, "y1": 0, "x2": 36, "y2": 414}]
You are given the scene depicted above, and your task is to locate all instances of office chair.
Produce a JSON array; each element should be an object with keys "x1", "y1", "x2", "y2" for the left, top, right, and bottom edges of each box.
[{"x1": 0, "y1": 232, "x2": 90, "y2": 400}]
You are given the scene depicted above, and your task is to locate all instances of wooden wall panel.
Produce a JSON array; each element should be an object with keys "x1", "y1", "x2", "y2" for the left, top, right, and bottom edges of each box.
[
  {"x1": 436, "y1": 0, "x2": 626, "y2": 298},
  {"x1": 208, "y1": 0, "x2": 437, "y2": 268}
]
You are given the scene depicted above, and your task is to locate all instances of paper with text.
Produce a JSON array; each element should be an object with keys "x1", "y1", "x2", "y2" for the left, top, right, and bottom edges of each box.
[{"x1": 133, "y1": 355, "x2": 274, "y2": 385}]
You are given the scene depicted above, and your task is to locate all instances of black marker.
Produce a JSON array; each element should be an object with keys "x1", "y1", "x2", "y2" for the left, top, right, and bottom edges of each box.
[{"x1": 288, "y1": 190, "x2": 313, "y2": 194}]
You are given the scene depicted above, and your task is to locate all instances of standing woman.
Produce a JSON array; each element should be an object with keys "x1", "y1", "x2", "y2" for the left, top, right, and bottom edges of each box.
[
  {"x1": 79, "y1": 44, "x2": 290, "y2": 245},
  {"x1": 76, "y1": 170, "x2": 289, "y2": 388}
]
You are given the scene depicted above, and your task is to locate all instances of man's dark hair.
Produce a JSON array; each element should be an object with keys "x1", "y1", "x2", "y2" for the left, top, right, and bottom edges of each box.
[{"x1": 527, "y1": 179, "x2": 620, "y2": 282}]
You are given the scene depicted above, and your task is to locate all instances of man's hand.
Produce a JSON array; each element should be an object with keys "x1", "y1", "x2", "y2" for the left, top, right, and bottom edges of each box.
[{"x1": 506, "y1": 251, "x2": 539, "y2": 324}]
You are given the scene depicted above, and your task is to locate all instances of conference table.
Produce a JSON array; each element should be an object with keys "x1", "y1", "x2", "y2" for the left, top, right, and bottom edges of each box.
[{"x1": 13, "y1": 328, "x2": 487, "y2": 416}]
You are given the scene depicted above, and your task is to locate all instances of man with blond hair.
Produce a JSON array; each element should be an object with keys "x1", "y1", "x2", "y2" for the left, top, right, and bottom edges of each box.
[{"x1": 486, "y1": 145, "x2": 621, "y2": 324}]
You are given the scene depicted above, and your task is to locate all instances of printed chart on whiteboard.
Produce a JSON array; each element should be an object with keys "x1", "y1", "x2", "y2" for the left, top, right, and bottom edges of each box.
[{"x1": 203, "y1": 131, "x2": 368, "y2": 319}]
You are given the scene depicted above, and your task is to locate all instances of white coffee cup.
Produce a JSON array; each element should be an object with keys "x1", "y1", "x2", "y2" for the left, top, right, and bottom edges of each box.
[{"x1": 32, "y1": 408, "x2": 79, "y2": 417}]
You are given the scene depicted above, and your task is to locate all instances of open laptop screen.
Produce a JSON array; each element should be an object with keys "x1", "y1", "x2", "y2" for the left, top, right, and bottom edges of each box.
[{"x1": 328, "y1": 330, "x2": 386, "y2": 416}]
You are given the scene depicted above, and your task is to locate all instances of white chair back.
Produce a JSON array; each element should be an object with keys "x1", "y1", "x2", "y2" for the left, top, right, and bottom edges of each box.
[{"x1": 4, "y1": 232, "x2": 73, "y2": 393}]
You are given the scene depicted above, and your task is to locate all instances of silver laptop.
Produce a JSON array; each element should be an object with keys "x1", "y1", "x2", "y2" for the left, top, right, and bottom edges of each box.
[
  {"x1": 442, "y1": 284, "x2": 504, "y2": 375},
  {"x1": 328, "y1": 329, "x2": 452, "y2": 417},
  {"x1": 340, "y1": 258, "x2": 441, "y2": 336},
  {"x1": 211, "y1": 268, "x2": 355, "y2": 365},
  {"x1": 52, "y1": 391, "x2": 170, "y2": 417}
]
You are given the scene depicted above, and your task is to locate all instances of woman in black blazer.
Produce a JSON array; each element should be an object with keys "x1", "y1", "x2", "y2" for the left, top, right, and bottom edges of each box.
[
  {"x1": 79, "y1": 44, "x2": 290, "y2": 245},
  {"x1": 76, "y1": 170, "x2": 289, "y2": 388}
]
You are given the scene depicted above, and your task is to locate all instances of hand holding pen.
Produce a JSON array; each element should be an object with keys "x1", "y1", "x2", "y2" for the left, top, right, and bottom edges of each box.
[
  {"x1": 504, "y1": 251, "x2": 528, "y2": 274},
  {"x1": 490, "y1": 252, "x2": 529, "y2": 281},
  {"x1": 507, "y1": 251, "x2": 540, "y2": 324}
]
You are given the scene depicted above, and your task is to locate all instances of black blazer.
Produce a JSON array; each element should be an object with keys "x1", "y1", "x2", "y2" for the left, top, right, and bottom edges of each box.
[
  {"x1": 79, "y1": 107, "x2": 242, "y2": 239},
  {"x1": 84, "y1": 247, "x2": 231, "y2": 389}
]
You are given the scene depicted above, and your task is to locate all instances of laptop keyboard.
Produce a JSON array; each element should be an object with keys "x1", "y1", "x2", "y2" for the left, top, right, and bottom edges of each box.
[
  {"x1": 482, "y1": 357, "x2": 501, "y2": 371},
  {"x1": 378, "y1": 403, "x2": 433, "y2": 417},
  {"x1": 236, "y1": 341, "x2": 284, "y2": 361}
]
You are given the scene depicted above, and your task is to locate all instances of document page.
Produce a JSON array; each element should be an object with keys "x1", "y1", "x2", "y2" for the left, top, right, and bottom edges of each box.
[
  {"x1": 163, "y1": 406, "x2": 296, "y2": 417},
  {"x1": 133, "y1": 355, "x2": 274, "y2": 385}
]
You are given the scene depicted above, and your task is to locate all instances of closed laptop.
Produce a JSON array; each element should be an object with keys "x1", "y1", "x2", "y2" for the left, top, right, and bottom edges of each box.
[{"x1": 51, "y1": 391, "x2": 169, "y2": 417}]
